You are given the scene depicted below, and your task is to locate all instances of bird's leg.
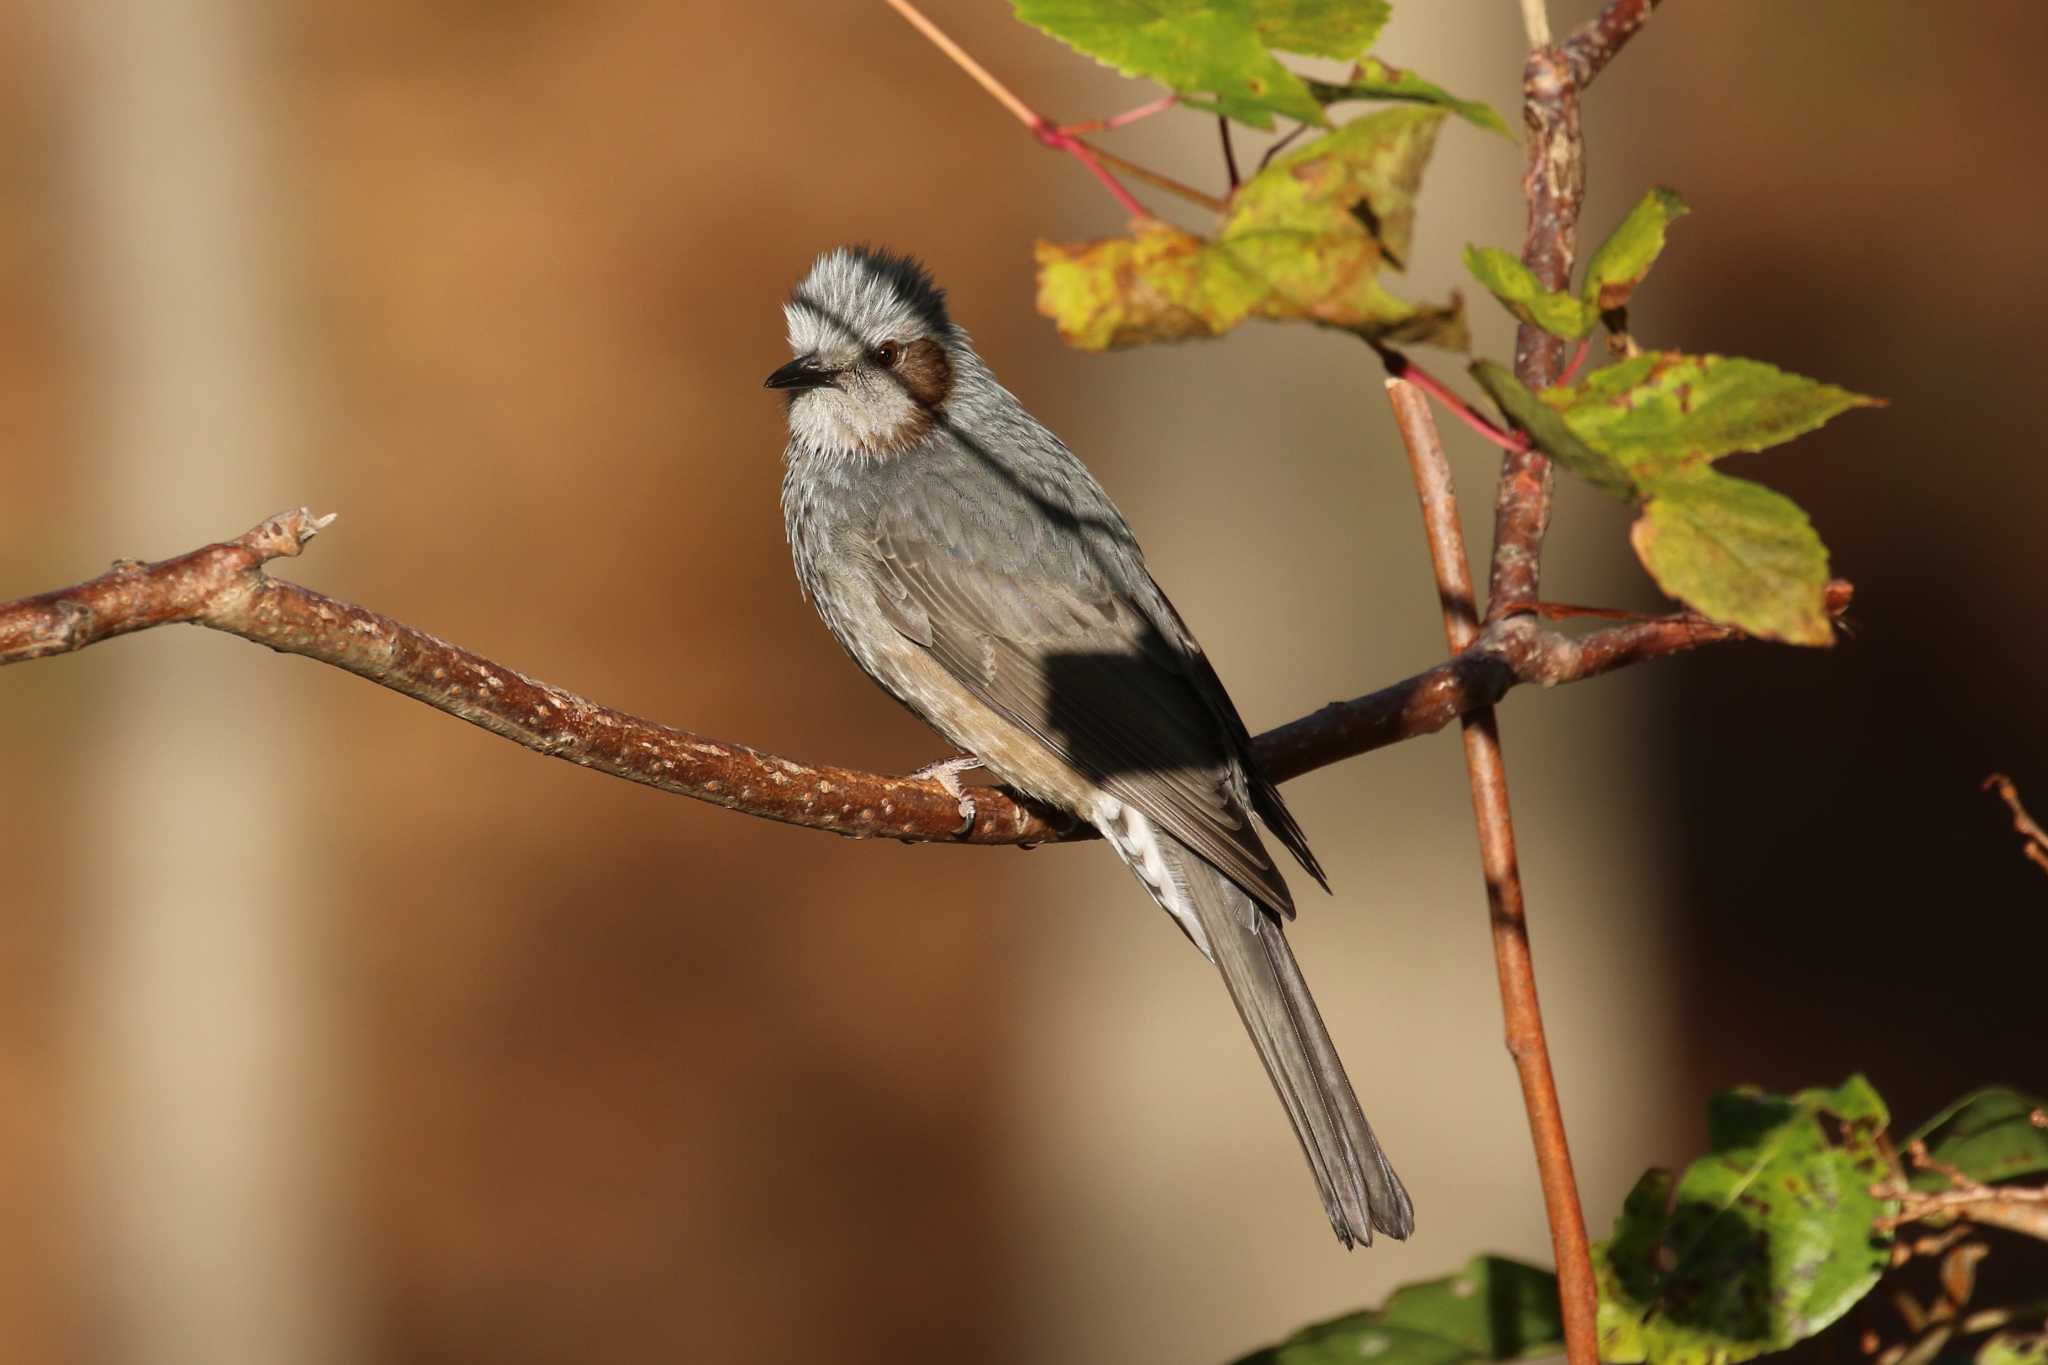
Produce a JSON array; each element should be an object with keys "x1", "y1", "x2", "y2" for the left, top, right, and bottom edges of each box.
[{"x1": 909, "y1": 752, "x2": 984, "y2": 835}]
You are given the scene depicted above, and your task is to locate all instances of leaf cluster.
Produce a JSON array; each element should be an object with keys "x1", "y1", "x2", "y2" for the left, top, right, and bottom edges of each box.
[
  {"x1": 1234, "y1": 1082, "x2": 2048, "y2": 1365},
  {"x1": 1013, "y1": 0, "x2": 1879, "y2": 645}
]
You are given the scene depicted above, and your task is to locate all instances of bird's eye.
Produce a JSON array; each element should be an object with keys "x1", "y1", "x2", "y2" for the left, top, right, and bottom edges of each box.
[{"x1": 875, "y1": 341, "x2": 901, "y2": 367}]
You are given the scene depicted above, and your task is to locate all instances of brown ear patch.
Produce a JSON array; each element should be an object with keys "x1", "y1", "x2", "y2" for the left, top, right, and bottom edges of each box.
[{"x1": 895, "y1": 337, "x2": 953, "y2": 409}]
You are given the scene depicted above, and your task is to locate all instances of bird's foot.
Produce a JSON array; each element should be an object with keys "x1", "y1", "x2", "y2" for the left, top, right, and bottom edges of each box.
[{"x1": 910, "y1": 753, "x2": 984, "y2": 836}]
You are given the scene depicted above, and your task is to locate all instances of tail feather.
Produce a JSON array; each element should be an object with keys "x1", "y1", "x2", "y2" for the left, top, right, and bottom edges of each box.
[{"x1": 1103, "y1": 808, "x2": 1412, "y2": 1246}]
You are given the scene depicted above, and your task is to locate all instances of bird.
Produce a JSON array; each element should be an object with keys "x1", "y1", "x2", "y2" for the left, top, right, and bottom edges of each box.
[{"x1": 765, "y1": 245, "x2": 1412, "y2": 1247}]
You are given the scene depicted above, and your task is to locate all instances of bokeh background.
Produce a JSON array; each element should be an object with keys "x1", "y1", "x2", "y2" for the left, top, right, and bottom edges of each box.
[{"x1": 2, "y1": 1, "x2": 2044, "y2": 1361}]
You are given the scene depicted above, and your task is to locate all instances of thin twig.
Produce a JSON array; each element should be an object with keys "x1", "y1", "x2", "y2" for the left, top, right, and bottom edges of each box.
[
  {"x1": 1385, "y1": 380, "x2": 1598, "y2": 1365},
  {"x1": 1519, "y1": 0, "x2": 1552, "y2": 48},
  {"x1": 886, "y1": 0, "x2": 1149, "y2": 217},
  {"x1": 1373, "y1": 344, "x2": 1532, "y2": 453},
  {"x1": 1218, "y1": 115, "x2": 1240, "y2": 191},
  {"x1": 1057, "y1": 93, "x2": 1176, "y2": 135},
  {"x1": 1983, "y1": 774, "x2": 2048, "y2": 878},
  {"x1": 0, "y1": 511, "x2": 1849, "y2": 849},
  {"x1": 1257, "y1": 122, "x2": 1311, "y2": 174},
  {"x1": 1080, "y1": 142, "x2": 1228, "y2": 213},
  {"x1": 1874, "y1": 1140, "x2": 2048, "y2": 1244}
]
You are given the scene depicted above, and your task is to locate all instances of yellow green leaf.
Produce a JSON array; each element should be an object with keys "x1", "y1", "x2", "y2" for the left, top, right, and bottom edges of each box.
[
  {"x1": 1582, "y1": 186, "x2": 1689, "y2": 311},
  {"x1": 1034, "y1": 109, "x2": 1466, "y2": 350},
  {"x1": 1464, "y1": 246, "x2": 1598, "y2": 340}
]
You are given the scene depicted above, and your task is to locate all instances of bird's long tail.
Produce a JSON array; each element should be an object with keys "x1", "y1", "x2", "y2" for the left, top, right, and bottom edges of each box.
[{"x1": 1103, "y1": 814, "x2": 1413, "y2": 1247}]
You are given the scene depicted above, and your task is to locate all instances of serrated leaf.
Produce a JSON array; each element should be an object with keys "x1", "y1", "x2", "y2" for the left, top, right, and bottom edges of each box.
[
  {"x1": 1246, "y1": 104, "x2": 1440, "y2": 266},
  {"x1": 1464, "y1": 245, "x2": 1598, "y2": 339},
  {"x1": 1596, "y1": 1078, "x2": 1899, "y2": 1365},
  {"x1": 1469, "y1": 361, "x2": 1631, "y2": 496},
  {"x1": 1543, "y1": 353, "x2": 1878, "y2": 472},
  {"x1": 1309, "y1": 59, "x2": 1512, "y2": 138},
  {"x1": 1477, "y1": 352, "x2": 1871, "y2": 642},
  {"x1": 1252, "y1": 0, "x2": 1390, "y2": 60},
  {"x1": 1035, "y1": 109, "x2": 1467, "y2": 350},
  {"x1": 1907, "y1": 1088, "x2": 2048, "y2": 1191},
  {"x1": 1232, "y1": 1255, "x2": 1563, "y2": 1365},
  {"x1": 1633, "y1": 468, "x2": 1832, "y2": 645},
  {"x1": 1012, "y1": 0, "x2": 1326, "y2": 128},
  {"x1": 1583, "y1": 186, "x2": 1690, "y2": 311}
]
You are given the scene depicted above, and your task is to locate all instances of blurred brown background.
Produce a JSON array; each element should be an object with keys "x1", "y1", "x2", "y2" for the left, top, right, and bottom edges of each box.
[{"x1": 1, "y1": 1, "x2": 2044, "y2": 1361}]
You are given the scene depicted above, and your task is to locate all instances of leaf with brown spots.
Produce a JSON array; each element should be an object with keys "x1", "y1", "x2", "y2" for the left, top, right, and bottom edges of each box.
[
  {"x1": 1475, "y1": 354, "x2": 1876, "y2": 645},
  {"x1": 1035, "y1": 108, "x2": 1466, "y2": 350},
  {"x1": 1594, "y1": 1077, "x2": 1899, "y2": 1365}
]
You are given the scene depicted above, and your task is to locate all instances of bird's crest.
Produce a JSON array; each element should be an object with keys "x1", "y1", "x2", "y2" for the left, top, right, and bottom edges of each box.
[{"x1": 785, "y1": 246, "x2": 950, "y2": 355}]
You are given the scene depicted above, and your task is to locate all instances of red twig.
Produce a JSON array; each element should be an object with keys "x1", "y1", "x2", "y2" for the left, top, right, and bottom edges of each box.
[
  {"x1": 1555, "y1": 338, "x2": 1591, "y2": 386},
  {"x1": 1374, "y1": 345, "x2": 1531, "y2": 453},
  {"x1": 0, "y1": 510, "x2": 1843, "y2": 849},
  {"x1": 886, "y1": 0, "x2": 1150, "y2": 218},
  {"x1": 1076, "y1": 142, "x2": 1228, "y2": 213},
  {"x1": 1057, "y1": 93, "x2": 1176, "y2": 135},
  {"x1": 1386, "y1": 380, "x2": 1597, "y2": 1364}
]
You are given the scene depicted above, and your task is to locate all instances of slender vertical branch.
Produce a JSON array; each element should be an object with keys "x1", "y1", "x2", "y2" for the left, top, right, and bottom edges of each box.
[
  {"x1": 1218, "y1": 115, "x2": 1241, "y2": 190},
  {"x1": 1487, "y1": 0, "x2": 1667, "y2": 622},
  {"x1": 1387, "y1": 379, "x2": 1598, "y2": 1365}
]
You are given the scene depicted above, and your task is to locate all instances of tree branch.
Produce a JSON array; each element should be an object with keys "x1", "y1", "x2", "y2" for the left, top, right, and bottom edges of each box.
[
  {"x1": 1560, "y1": 0, "x2": 1667, "y2": 88},
  {"x1": 1983, "y1": 774, "x2": 2048, "y2": 879},
  {"x1": 0, "y1": 509, "x2": 1843, "y2": 849},
  {"x1": 1876, "y1": 1139, "x2": 2048, "y2": 1245},
  {"x1": 1386, "y1": 379, "x2": 1598, "y2": 1365},
  {"x1": 1488, "y1": 0, "x2": 1667, "y2": 623}
]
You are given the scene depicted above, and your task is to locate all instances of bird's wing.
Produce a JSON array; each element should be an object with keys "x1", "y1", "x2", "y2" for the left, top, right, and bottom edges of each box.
[{"x1": 867, "y1": 493, "x2": 1297, "y2": 918}]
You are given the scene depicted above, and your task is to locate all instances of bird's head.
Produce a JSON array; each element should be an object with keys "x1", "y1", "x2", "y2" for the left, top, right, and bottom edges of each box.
[{"x1": 767, "y1": 246, "x2": 959, "y2": 457}]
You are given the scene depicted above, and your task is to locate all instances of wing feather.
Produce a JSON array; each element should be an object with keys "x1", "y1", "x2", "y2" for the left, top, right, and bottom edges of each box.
[{"x1": 869, "y1": 512, "x2": 1297, "y2": 917}]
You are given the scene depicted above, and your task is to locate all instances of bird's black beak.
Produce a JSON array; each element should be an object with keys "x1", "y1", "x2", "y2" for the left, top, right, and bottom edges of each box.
[{"x1": 763, "y1": 354, "x2": 840, "y2": 392}]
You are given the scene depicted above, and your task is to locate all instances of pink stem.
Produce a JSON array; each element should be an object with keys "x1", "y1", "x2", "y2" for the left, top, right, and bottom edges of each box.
[
  {"x1": 1059, "y1": 93, "x2": 1177, "y2": 135},
  {"x1": 1376, "y1": 347, "x2": 1531, "y2": 453},
  {"x1": 1032, "y1": 117, "x2": 1148, "y2": 218}
]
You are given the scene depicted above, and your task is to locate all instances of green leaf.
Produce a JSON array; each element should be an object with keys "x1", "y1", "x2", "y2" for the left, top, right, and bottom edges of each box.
[
  {"x1": 1469, "y1": 360, "x2": 1632, "y2": 496},
  {"x1": 1583, "y1": 186, "x2": 1690, "y2": 311},
  {"x1": 1906, "y1": 1088, "x2": 2048, "y2": 1190},
  {"x1": 1633, "y1": 468, "x2": 1833, "y2": 646},
  {"x1": 1542, "y1": 354, "x2": 1878, "y2": 473},
  {"x1": 1981, "y1": 1332, "x2": 2048, "y2": 1365},
  {"x1": 1252, "y1": 0, "x2": 1390, "y2": 60},
  {"x1": 1473, "y1": 352, "x2": 1874, "y2": 643},
  {"x1": 1595, "y1": 1077, "x2": 1900, "y2": 1365},
  {"x1": 1464, "y1": 246, "x2": 1598, "y2": 340},
  {"x1": 1012, "y1": 0, "x2": 1327, "y2": 128},
  {"x1": 1232, "y1": 1255, "x2": 1563, "y2": 1365},
  {"x1": 1035, "y1": 109, "x2": 1467, "y2": 350},
  {"x1": 1308, "y1": 59, "x2": 1512, "y2": 138}
]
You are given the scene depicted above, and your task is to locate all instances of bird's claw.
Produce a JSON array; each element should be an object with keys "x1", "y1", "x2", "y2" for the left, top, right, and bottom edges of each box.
[{"x1": 910, "y1": 753, "x2": 983, "y2": 836}]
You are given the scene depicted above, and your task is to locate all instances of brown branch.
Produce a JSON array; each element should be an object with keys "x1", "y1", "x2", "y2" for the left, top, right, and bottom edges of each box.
[
  {"x1": 0, "y1": 510, "x2": 1847, "y2": 849},
  {"x1": 1487, "y1": 0, "x2": 1666, "y2": 624},
  {"x1": 1560, "y1": 0, "x2": 1668, "y2": 88},
  {"x1": 1983, "y1": 774, "x2": 2048, "y2": 879},
  {"x1": 1874, "y1": 1140, "x2": 2048, "y2": 1245},
  {"x1": 1386, "y1": 379, "x2": 1599, "y2": 1365}
]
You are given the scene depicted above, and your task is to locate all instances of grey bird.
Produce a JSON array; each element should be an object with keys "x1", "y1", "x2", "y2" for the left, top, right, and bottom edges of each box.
[{"x1": 766, "y1": 245, "x2": 1412, "y2": 1246}]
